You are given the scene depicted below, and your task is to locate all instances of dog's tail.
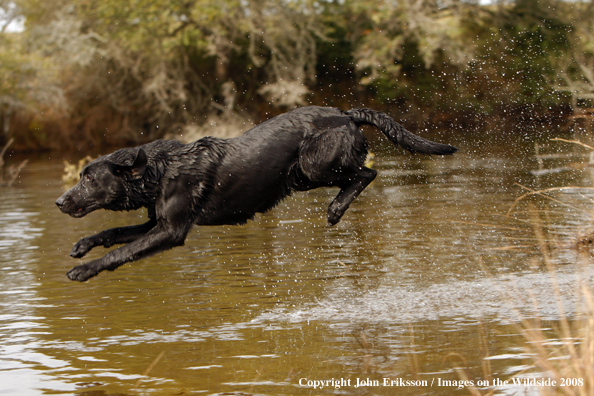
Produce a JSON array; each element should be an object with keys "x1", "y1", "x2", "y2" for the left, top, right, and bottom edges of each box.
[{"x1": 344, "y1": 108, "x2": 457, "y2": 155}]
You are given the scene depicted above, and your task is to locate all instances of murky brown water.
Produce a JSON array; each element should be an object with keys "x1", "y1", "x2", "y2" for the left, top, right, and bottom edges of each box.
[{"x1": 2, "y1": 126, "x2": 594, "y2": 395}]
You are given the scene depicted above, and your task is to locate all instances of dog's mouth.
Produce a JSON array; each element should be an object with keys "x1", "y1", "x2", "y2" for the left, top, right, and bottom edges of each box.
[
  {"x1": 69, "y1": 207, "x2": 91, "y2": 218},
  {"x1": 56, "y1": 196, "x2": 97, "y2": 218},
  {"x1": 67, "y1": 203, "x2": 101, "y2": 218}
]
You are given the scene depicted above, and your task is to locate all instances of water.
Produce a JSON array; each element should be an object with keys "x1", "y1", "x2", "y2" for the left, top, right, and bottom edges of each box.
[{"x1": 1, "y1": 126, "x2": 594, "y2": 395}]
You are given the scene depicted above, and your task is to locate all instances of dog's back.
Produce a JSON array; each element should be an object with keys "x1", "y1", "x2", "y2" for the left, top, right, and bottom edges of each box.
[{"x1": 199, "y1": 107, "x2": 362, "y2": 223}]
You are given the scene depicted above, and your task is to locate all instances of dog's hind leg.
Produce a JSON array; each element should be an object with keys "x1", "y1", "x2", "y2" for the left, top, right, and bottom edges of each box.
[
  {"x1": 296, "y1": 120, "x2": 375, "y2": 225},
  {"x1": 327, "y1": 167, "x2": 377, "y2": 226}
]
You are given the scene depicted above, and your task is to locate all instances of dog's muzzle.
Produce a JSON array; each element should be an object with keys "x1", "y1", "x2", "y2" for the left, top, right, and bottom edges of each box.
[{"x1": 56, "y1": 194, "x2": 89, "y2": 217}]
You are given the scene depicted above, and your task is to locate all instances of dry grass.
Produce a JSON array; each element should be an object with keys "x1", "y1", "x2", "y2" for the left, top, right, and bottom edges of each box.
[
  {"x1": 516, "y1": 206, "x2": 594, "y2": 395},
  {"x1": 0, "y1": 138, "x2": 28, "y2": 187},
  {"x1": 170, "y1": 111, "x2": 255, "y2": 143},
  {"x1": 453, "y1": 209, "x2": 594, "y2": 395},
  {"x1": 62, "y1": 155, "x2": 94, "y2": 184}
]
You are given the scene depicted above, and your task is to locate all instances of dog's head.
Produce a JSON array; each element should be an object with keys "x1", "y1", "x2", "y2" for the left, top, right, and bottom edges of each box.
[{"x1": 56, "y1": 147, "x2": 148, "y2": 217}]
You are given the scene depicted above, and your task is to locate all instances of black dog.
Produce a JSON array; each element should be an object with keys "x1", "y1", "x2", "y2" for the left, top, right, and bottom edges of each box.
[{"x1": 56, "y1": 106, "x2": 456, "y2": 281}]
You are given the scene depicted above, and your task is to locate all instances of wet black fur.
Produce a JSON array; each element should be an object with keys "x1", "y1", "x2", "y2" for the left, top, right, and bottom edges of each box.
[{"x1": 56, "y1": 106, "x2": 456, "y2": 281}]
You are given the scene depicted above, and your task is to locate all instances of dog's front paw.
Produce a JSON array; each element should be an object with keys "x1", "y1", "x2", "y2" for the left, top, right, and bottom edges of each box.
[
  {"x1": 70, "y1": 237, "x2": 96, "y2": 258},
  {"x1": 67, "y1": 264, "x2": 98, "y2": 282}
]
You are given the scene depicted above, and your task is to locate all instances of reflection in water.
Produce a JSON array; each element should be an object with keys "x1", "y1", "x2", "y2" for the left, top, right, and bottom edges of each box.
[{"x1": 0, "y1": 131, "x2": 593, "y2": 395}]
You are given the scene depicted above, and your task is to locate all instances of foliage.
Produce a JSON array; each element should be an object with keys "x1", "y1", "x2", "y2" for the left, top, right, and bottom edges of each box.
[{"x1": 1, "y1": 0, "x2": 594, "y2": 150}]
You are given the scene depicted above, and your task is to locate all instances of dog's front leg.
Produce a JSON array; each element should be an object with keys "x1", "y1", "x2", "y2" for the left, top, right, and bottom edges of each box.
[
  {"x1": 70, "y1": 219, "x2": 158, "y2": 258},
  {"x1": 66, "y1": 221, "x2": 191, "y2": 282}
]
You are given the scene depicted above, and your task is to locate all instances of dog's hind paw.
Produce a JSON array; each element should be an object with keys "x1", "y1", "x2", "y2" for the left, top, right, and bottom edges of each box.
[
  {"x1": 327, "y1": 203, "x2": 346, "y2": 226},
  {"x1": 67, "y1": 264, "x2": 98, "y2": 282}
]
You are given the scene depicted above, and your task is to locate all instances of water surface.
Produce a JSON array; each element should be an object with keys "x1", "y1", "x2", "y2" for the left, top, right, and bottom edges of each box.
[{"x1": 1, "y1": 126, "x2": 594, "y2": 395}]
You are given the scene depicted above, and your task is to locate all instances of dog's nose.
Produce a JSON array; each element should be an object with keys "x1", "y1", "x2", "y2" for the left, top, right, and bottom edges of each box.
[{"x1": 55, "y1": 196, "x2": 65, "y2": 209}]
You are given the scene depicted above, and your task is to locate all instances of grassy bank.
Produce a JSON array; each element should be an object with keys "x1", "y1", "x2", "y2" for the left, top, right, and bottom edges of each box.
[{"x1": 2, "y1": 0, "x2": 593, "y2": 151}]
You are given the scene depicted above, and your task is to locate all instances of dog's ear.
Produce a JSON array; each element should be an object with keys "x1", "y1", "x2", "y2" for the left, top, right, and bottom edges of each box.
[
  {"x1": 113, "y1": 148, "x2": 147, "y2": 180},
  {"x1": 130, "y1": 148, "x2": 148, "y2": 178}
]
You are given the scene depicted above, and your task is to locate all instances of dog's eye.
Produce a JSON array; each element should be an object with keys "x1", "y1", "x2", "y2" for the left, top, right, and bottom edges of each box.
[{"x1": 85, "y1": 174, "x2": 94, "y2": 182}]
